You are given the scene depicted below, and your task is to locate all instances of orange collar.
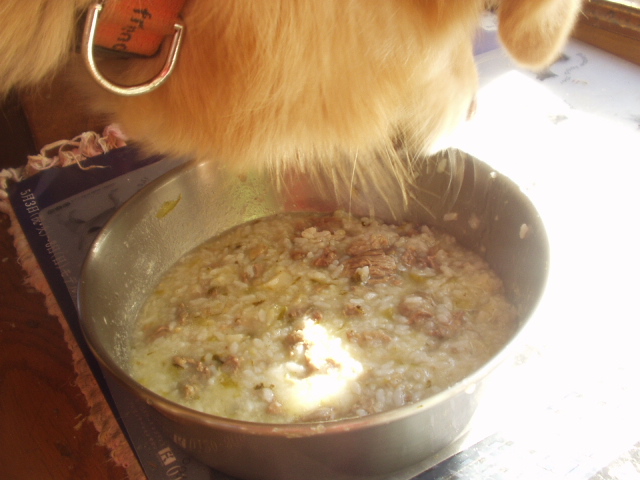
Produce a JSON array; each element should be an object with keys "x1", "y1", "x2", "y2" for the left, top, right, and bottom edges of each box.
[{"x1": 94, "y1": 0, "x2": 188, "y2": 56}]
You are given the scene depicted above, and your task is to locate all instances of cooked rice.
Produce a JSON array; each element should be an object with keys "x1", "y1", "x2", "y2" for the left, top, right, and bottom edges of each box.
[{"x1": 130, "y1": 210, "x2": 517, "y2": 423}]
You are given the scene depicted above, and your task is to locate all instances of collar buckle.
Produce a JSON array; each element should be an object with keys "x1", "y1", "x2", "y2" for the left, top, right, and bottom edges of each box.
[{"x1": 81, "y1": 2, "x2": 185, "y2": 96}]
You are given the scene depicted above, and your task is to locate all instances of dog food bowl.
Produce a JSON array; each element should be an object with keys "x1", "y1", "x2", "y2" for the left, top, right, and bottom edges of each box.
[{"x1": 78, "y1": 149, "x2": 548, "y2": 480}]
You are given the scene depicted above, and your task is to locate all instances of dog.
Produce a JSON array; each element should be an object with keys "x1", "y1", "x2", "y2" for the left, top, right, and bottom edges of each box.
[{"x1": 0, "y1": 0, "x2": 581, "y2": 187}]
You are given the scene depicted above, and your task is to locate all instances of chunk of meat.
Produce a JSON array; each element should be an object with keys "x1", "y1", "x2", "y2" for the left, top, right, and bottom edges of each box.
[
  {"x1": 266, "y1": 400, "x2": 284, "y2": 415},
  {"x1": 343, "y1": 250, "x2": 397, "y2": 282},
  {"x1": 172, "y1": 355, "x2": 196, "y2": 368},
  {"x1": 290, "y1": 249, "x2": 308, "y2": 260},
  {"x1": 220, "y1": 355, "x2": 241, "y2": 374},
  {"x1": 283, "y1": 330, "x2": 305, "y2": 347},
  {"x1": 248, "y1": 244, "x2": 268, "y2": 260},
  {"x1": 343, "y1": 303, "x2": 365, "y2": 317},
  {"x1": 176, "y1": 302, "x2": 189, "y2": 324},
  {"x1": 172, "y1": 356, "x2": 213, "y2": 380},
  {"x1": 347, "y1": 233, "x2": 391, "y2": 256},
  {"x1": 313, "y1": 247, "x2": 337, "y2": 267},
  {"x1": 347, "y1": 329, "x2": 392, "y2": 347},
  {"x1": 287, "y1": 305, "x2": 323, "y2": 322},
  {"x1": 398, "y1": 295, "x2": 465, "y2": 338},
  {"x1": 147, "y1": 324, "x2": 171, "y2": 341},
  {"x1": 401, "y1": 245, "x2": 441, "y2": 270},
  {"x1": 241, "y1": 262, "x2": 266, "y2": 282},
  {"x1": 178, "y1": 381, "x2": 199, "y2": 400}
]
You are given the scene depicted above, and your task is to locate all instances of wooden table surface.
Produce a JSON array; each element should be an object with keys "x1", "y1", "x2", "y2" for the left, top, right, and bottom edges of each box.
[{"x1": 0, "y1": 212, "x2": 131, "y2": 479}]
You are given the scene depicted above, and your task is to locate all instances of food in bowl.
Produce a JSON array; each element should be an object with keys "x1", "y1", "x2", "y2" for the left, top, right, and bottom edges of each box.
[{"x1": 130, "y1": 210, "x2": 517, "y2": 424}]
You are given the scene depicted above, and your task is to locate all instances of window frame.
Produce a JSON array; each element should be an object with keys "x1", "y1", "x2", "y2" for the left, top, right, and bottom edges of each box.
[{"x1": 573, "y1": 0, "x2": 640, "y2": 64}]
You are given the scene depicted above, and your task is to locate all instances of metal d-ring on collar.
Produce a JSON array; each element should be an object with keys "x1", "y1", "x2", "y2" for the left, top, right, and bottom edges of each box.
[{"x1": 81, "y1": 2, "x2": 184, "y2": 96}]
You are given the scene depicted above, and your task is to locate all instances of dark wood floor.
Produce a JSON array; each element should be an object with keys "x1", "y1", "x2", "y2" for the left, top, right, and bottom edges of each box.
[{"x1": 0, "y1": 93, "x2": 133, "y2": 479}]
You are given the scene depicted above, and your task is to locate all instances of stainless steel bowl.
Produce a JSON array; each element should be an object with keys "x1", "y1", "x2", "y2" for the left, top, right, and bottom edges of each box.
[{"x1": 78, "y1": 149, "x2": 548, "y2": 480}]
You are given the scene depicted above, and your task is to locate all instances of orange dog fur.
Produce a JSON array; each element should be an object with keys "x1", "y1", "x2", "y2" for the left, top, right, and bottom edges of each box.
[{"x1": 0, "y1": 0, "x2": 581, "y2": 181}]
